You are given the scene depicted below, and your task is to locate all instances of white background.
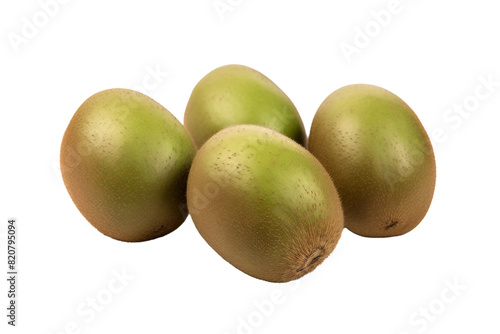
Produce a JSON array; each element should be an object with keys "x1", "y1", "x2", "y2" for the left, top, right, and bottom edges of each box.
[{"x1": 1, "y1": 0, "x2": 499, "y2": 333}]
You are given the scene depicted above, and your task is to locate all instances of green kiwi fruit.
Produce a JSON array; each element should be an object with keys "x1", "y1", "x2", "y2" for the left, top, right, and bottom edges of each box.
[
  {"x1": 184, "y1": 64, "x2": 307, "y2": 148},
  {"x1": 60, "y1": 88, "x2": 196, "y2": 242},
  {"x1": 187, "y1": 125, "x2": 343, "y2": 282},
  {"x1": 308, "y1": 84, "x2": 436, "y2": 238}
]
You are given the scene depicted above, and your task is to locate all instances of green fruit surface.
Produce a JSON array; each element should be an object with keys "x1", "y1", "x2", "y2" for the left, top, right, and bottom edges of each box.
[
  {"x1": 187, "y1": 125, "x2": 343, "y2": 282},
  {"x1": 308, "y1": 84, "x2": 436, "y2": 237},
  {"x1": 61, "y1": 89, "x2": 196, "y2": 242},
  {"x1": 184, "y1": 65, "x2": 307, "y2": 148}
]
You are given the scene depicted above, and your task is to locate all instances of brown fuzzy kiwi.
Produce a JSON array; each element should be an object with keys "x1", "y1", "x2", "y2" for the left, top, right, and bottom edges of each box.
[
  {"x1": 187, "y1": 125, "x2": 344, "y2": 282},
  {"x1": 61, "y1": 88, "x2": 195, "y2": 242},
  {"x1": 309, "y1": 84, "x2": 436, "y2": 237}
]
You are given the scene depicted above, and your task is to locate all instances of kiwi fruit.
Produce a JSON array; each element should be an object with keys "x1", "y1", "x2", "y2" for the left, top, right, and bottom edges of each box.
[
  {"x1": 308, "y1": 84, "x2": 436, "y2": 238},
  {"x1": 60, "y1": 88, "x2": 196, "y2": 242},
  {"x1": 187, "y1": 125, "x2": 343, "y2": 282},
  {"x1": 184, "y1": 64, "x2": 307, "y2": 148}
]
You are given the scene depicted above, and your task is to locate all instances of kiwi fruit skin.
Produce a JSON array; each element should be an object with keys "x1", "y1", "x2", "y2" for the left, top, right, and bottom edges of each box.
[
  {"x1": 187, "y1": 125, "x2": 343, "y2": 283},
  {"x1": 184, "y1": 64, "x2": 307, "y2": 149},
  {"x1": 60, "y1": 88, "x2": 196, "y2": 242},
  {"x1": 308, "y1": 84, "x2": 436, "y2": 238}
]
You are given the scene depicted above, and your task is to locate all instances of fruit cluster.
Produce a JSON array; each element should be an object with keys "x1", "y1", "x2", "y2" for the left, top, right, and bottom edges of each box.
[{"x1": 61, "y1": 65, "x2": 436, "y2": 283}]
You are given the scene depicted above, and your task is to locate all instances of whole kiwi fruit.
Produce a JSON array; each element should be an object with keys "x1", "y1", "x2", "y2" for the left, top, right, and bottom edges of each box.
[
  {"x1": 61, "y1": 88, "x2": 196, "y2": 242},
  {"x1": 308, "y1": 84, "x2": 436, "y2": 238},
  {"x1": 187, "y1": 125, "x2": 344, "y2": 282},
  {"x1": 184, "y1": 64, "x2": 307, "y2": 148}
]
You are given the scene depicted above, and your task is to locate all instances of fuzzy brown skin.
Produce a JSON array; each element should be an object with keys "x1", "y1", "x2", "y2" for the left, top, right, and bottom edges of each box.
[
  {"x1": 308, "y1": 84, "x2": 436, "y2": 238},
  {"x1": 187, "y1": 125, "x2": 344, "y2": 282},
  {"x1": 184, "y1": 65, "x2": 307, "y2": 149},
  {"x1": 61, "y1": 89, "x2": 196, "y2": 242}
]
